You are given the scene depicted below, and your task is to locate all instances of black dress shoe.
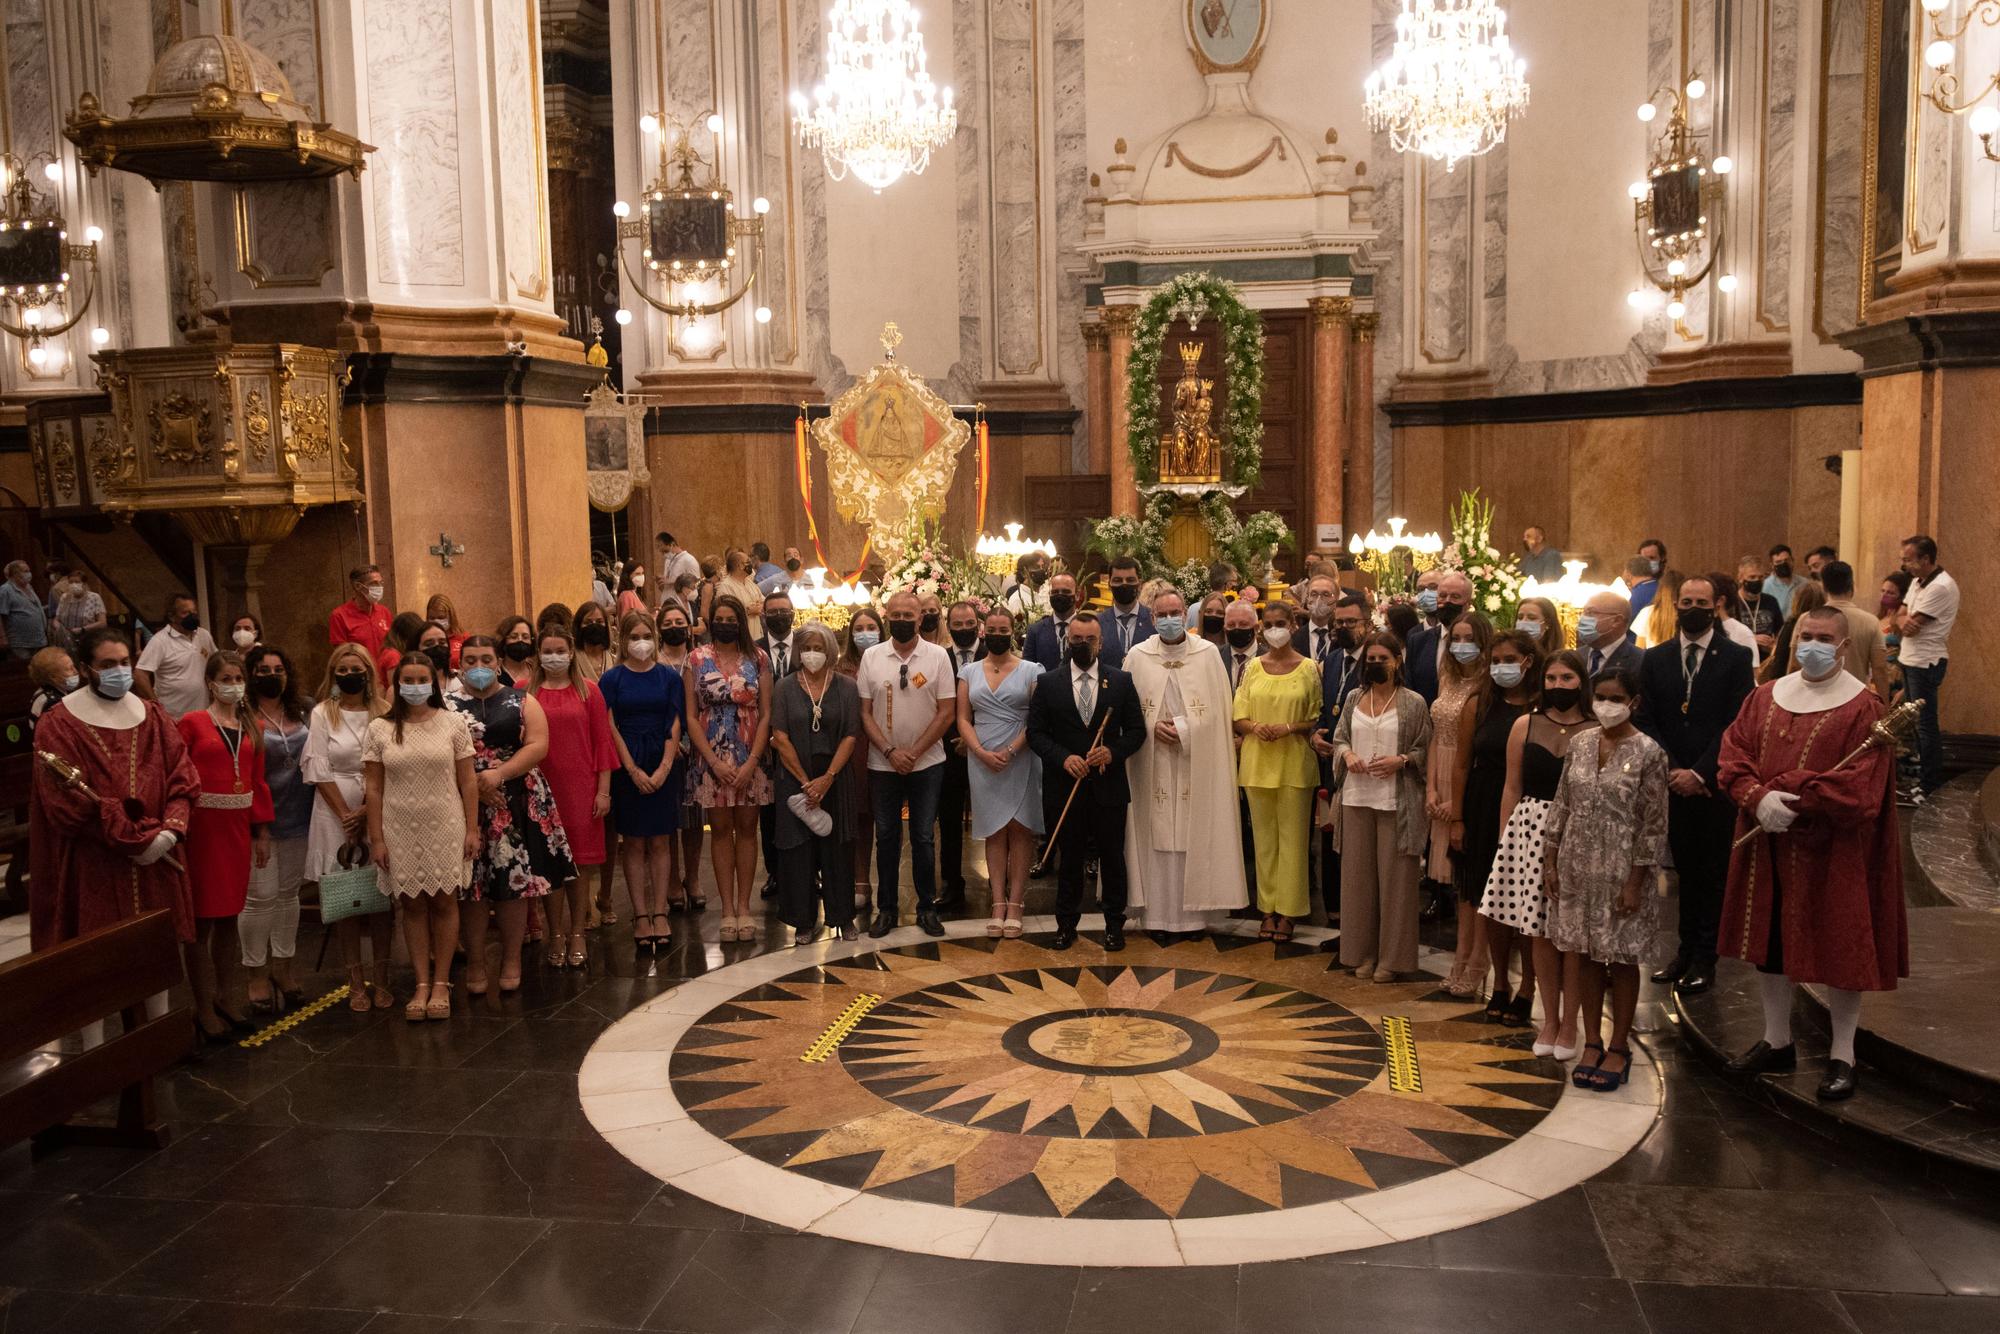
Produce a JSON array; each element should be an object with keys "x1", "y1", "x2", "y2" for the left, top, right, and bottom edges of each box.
[
  {"x1": 1050, "y1": 927, "x2": 1077, "y2": 950},
  {"x1": 1675, "y1": 967, "x2": 1714, "y2": 996},
  {"x1": 1148, "y1": 930, "x2": 1173, "y2": 947},
  {"x1": 917, "y1": 911, "x2": 945, "y2": 938},
  {"x1": 761, "y1": 879, "x2": 777, "y2": 900},
  {"x1": 1651, "y1": 953, "x2": 1690, "y2": 985},
  {"x1": 1103, "y1": 926, "x2": 1125, "y2": 952},
  {"x1": 1817, "y1": 1059, "x2": 1858, "y2": 1101},
  {"x1": 868, "y1": 910, "x2": 895, "y2": 939},
  {"x1": 1725, "y1": 1040, "x2": 1797, "y2": 1074},
  {"x1": 936, "y1": 890, "x2": 967, "y2": 912}
]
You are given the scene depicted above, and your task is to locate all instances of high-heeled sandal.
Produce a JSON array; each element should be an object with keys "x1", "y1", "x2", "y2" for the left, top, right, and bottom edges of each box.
[
  {"x1": 987, "y1": 903, "x2": 1008, "y2": 938},
  {"x1": 404, "y1": 983, "x2": 431, "y2": 1022},
  {"x1": 1484, "y1": 987, "x2": 1513, "y2": 1022},
  {"x1": 348, "y1": 968, "x2": 372, "y2": 1012},
  {"x1": 498, "y1": 968, "x2": 522, "y2": 994},
  {"x1": 1272, "y1": 917, "x2": 1296, "y2": 943},
  {"x1": 1002, "y1": 904, "x2": 1024, "y2": 939},
  {"x1": 426, "y1": 981, "x2": 452, "y2": 1020},
  {"x1": 568, "y1": 931, "x2": 588, "y2": 968},
  {"x1": 1257, "y1": 914, "x2": 1279, "y2": 941},
  {"x1": 371, "y1": 982, "x2": 395, "y2": 1010},
  {"x1": 1502, "y1": 994, "x2": 1533, "y2": 1028},
  {"x1": 1592, "y1": 1047, "x2": 1632, "y2": 1092},
  {"x1": 1571, "y1": 1043, "x2": 1607, "y2": 1088}
]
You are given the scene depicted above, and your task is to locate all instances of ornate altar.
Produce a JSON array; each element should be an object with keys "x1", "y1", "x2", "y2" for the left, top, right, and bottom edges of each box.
[
  {"x1": 809, "y1": 323, "x2": 970, "y2": 551},
  {"x1": 1145, "y1": 336, "x2": 1246, "y2": 569}
]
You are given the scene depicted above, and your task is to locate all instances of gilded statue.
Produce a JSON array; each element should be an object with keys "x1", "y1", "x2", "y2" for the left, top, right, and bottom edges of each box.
[{"x1": 1160, "y1": 340, "x2": 1221, "y2": 484}]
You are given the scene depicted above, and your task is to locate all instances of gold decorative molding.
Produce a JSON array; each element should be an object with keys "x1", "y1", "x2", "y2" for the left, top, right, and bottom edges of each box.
[
  {"x1": 1081, "y1": 318, "x2": 1109, "y2": 349},
  {"x1": 543, "y1": 109, "x2": 604, "y2": 175},
  {"x1": 1309, "y1": 296, "x2": 1355, "y2": 330},
  {"x1": 1163, "y1": 136, "x2": 1287, "y2": 179},
  {"x1": 243, "y1": 387, "x2": 272, "y2": 462},
  {"x1": 149, "y1": 392, "x2": 216, "y2": 466},
  {"x1": 1100, "y1": 304, "x2": 1140, "y2": 335},
  {"x1": 1350, "y1": 312, "x2": 1380, "y2": 344}
]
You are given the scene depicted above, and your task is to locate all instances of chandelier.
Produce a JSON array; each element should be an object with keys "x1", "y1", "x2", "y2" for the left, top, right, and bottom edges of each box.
[
  {"x1": 1626, "y1": 77, "x2": 1732, "y2": 323},
  {"x1": 1364, "y1": 0, "x2": 1529, "y2": 172},
  {"x1": 793, "y1": 0, "x2": 956, "y2": 192},
  {"x1": 1918, "y1": 0, "x2": 2000, "y2": 162},
  {"x1": 0, "y1": 154, "x2": 106, "y2": 374}
]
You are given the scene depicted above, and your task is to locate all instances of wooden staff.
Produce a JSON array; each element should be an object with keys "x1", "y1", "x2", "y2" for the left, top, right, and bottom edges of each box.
[
  {"x1": 37, "y1": 750, "x2": 187, "y2": 872},
  {"x1": 1730, "y1": 699, "x2": 1921, "y2": 850},
  {"x1": 1032, "y1": 710, "x2": 1113, "y2": 875}
]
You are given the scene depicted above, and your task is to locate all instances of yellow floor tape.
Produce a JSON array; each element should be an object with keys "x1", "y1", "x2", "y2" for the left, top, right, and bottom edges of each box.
[
  {"x1": 802, "y1": 992, "x2": 884, "y2": 1063},
  {"x1": 1382, "y1": 1014, "x2": 1422, "y2": 1094},
  {"x1": 238, "y1": 985, "x2": 351, "y2": 1049}
]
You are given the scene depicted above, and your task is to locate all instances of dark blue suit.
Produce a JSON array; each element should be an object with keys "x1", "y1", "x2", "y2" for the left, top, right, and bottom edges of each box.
[
  {"x1": 1095, "y1": 604, "x2": 1155, "y2": 671},
  {"x1": 1404, "y1": 624, "x2": 1443, "y2": 703},
  {"x1": 1023, "y1": 615, "x2": 1076, "y2": 672}
]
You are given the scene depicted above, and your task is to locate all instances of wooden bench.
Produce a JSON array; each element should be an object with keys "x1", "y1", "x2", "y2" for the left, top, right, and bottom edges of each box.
[{"x1": 0, "y1": 909, "x2": 190, "y2": 1149}]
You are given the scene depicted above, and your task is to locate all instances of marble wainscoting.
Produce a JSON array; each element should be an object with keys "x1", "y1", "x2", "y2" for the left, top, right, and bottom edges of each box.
[
  {"x1": 363, "y1": 0, "x2": 466, "y2": 288},
  {"x1": 493, "y1": 0, "x2": 550, "y2": 305},
  {"x1": 1815, "y1": 0, "x2": 1866, "y2": 341}
]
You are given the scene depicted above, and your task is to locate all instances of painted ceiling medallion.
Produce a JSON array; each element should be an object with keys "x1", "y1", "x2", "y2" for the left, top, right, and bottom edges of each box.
[{"x1": 1365, "y1": 0, "x2": 1530, "y2": 171}]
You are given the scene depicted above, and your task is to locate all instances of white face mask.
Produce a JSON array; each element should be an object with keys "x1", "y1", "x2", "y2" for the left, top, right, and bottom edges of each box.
[
  {"x1": 798, "y1": 649, "x2": 827, "y2": 674},
  {"x1": 364, "y1": 584, "x2": 384, "y2": 603},
  {"x1": 214, "y1": 683, "x2": 246, "y2": 705},
  {"x1": 632, "y1": 573, "x2": 646, "y2": 588},
  {"x1": 627, "y1": 638, "x2": 656, "y2": 660},
  {"x1": 540, "y1": 653, "x2": 571, "y2": 674},
  {"x1": 1593, "y1": 700, "x2": 1632, "y2": 730},
  {"x1": 1263, "y1": 626, "x2": 1291, "y2": 650},
  {"x1": 231, "y1": 628, "x2": 256, "y2": 648}
]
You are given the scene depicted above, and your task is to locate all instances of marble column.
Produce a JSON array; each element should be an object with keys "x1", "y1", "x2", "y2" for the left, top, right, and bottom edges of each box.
[
  {"x1": 1308, "y1": 297, "x2": 1353, "y2": 555},
  {"x1": 1347, "y1": 313, "x2": 1378, "y2": 539},
  {"x1": 1081, "y1": 318, "x2": 1110, "y2": 474},
  {"x1": 1103, "y1": 305, "x2": 1139, "y2": 518}
]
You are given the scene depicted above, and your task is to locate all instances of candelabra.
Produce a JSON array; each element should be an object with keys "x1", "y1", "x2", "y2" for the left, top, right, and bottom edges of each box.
[
  {"x1": 0, "y1": 154, "x2": 107, "y2": 375},
  {"x1": 1347, "y1": 518, "x2": 1444, "y2": 600}
]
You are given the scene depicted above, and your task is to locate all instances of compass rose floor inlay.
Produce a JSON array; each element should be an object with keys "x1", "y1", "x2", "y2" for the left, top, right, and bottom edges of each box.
[{"x1": 579, "y1": 918, "x2": 1663, "y2": 1266}]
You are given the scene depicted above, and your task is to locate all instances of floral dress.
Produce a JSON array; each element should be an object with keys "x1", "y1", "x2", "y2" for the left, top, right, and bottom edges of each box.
[
  {"x1": 1542, "y1": 727, "x2": 1670, "y2": 966},
  {"x1": 446, "y1": 685, "x2": 575, "y2": 901},
  {"x1": 688, "y1": 643, "x2": 773, "y2": 808}
]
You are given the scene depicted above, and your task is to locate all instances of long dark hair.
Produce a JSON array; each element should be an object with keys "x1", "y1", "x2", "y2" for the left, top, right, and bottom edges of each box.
[
  {"x1": 386, "y1": 655, "x2": 441, "y2": 743},
  {"x1": 243, "y1": 644, "x2": 308, "y2": 723},
  {"x1": 1484, "y1": 628, "x2": 1543, "y2": 717},
  {"x1": 387, "y1": 611, "x2": 427, "y2": 655}
]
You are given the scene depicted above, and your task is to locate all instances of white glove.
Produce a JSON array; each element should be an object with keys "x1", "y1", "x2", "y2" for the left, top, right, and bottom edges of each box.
[
  {"x1": 1755, "y1": 790, "x2": 1800, "y2": 834},
  {"x1": 131, "y1": 831, "x2": 179, "y2": 866}
]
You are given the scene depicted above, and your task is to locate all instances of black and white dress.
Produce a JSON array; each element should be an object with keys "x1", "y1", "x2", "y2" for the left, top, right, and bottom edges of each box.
[{"x1": 1477, "y1": 713, "x2": 1575, "y2": 937}]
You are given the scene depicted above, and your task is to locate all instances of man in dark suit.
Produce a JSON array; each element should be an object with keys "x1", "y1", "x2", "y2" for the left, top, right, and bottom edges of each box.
[
  {"x1": 1027, "y1": 616, "x2": 1146, "y2": 951},
  {"x1": 1095, "y1": 555, "x2": 1155, "y2": 670},
  {"x1": 1023, "y1": 572, "x2": 1082, "y2": 671},
  {"x1": 755, "y1": 591, "x2": 801, "y2": 899},
  {"x1": 1404, "y1": 571, "x2": 1468, "y2": 704},
  {"x1": 1635, "y1": 575, "x2": 1757, "y2": 995},
  {"x1": 933, "y1": 599, "x2": 985, "y2": 912},
  {"x1": 1578, "y1": 591, "x2": 1642, "y2": 680}
]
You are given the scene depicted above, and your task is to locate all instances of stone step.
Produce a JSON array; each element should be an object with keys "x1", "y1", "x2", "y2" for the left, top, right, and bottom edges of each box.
[{"x1": 1907, "y1": 770, "x2": 2000, "y2": 912}]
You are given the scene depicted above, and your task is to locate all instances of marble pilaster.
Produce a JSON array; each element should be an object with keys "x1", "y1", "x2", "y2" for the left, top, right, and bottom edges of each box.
[
  {"x1": 1081, "y1": 317, "x2": 1110, "y2": 474},
  {"x1": 1349, "y1": 314, "x2": 1378, "y2": 542},
  {"x1": 1308, "y1": 297, "x2": 1351, "y2": 554},
  {"x1": 1104, "y1": 304, "x2": 1137, "y2": 518}
]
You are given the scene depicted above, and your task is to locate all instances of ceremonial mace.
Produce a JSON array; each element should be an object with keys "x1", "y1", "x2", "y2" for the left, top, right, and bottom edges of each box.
[
  {"x1": 1031, "y1": 711, "x2": 1113, "y2": 875},
  {"x1": 1730, "y1": 700, "x2": 1922, "y2": 850},
  {"x1": 37, "y1": 750, "x2": 188, "y2": 872}
]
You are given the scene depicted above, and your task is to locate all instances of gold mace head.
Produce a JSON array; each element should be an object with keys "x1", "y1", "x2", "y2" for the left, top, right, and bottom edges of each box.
[{"x1": 36, "y1": 750, "x2": 84, "y2": 785}]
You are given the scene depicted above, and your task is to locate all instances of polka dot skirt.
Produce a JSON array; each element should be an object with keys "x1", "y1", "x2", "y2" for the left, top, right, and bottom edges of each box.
[{"x1": 1478, "y1": 796, "x2": 1553, "y2": 938}]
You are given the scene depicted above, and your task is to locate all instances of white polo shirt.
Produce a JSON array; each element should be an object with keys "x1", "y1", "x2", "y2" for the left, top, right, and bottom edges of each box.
[
  {"x1": 855, "y1": 637, "x2": 955, "y2": 772},
  {"x1": 1901, "y1": 568, "x2": 1959, "y2": 668},
  {"x1": 136, "y1": 624, "x2": 217, "y2": 718}
]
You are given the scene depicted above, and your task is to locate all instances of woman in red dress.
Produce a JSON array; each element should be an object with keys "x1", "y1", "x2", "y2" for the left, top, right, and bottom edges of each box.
[
  {"x1": 177, "y1": 651, "x2": 274, "y2": 1043},
  {"x1": 530, "y1": 626, "x2": 616, "y2": 967}
]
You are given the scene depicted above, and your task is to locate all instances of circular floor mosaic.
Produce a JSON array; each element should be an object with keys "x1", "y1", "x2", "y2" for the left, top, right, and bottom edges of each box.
[{"x1": 579, "y1": 918, "x2": 1663, "y2": 1266}]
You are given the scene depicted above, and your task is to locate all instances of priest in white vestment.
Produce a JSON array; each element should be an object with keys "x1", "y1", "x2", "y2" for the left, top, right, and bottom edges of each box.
[{"x1": 1123, "y1": 593, "x2": 1248, "y2": 939}]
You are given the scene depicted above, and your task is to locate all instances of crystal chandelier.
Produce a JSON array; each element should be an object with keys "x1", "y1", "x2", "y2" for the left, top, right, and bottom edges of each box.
[
  {"x1": 1364, "y1": 0, "x2": 1530, "y2": 172},
  {"x1": 792, "y1": 0, "x2": 956, "y2": 192}
]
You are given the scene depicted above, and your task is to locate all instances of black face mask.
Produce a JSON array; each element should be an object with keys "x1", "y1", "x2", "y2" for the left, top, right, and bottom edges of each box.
[
  {"x1": 1027, "y1": 568, "x2": 1048, "y2": 587},
  {"x1": 950, "y1": 626, "x2": 978, "y2": 649},
  {"x1": 919, "y1": 612, "x2": 940, "y2": 634},
  {"x1": 785, "y1": 558, "x2": 801, "y2": 573},
  {"x1": 712, "y1": 622, "x2": 742, "y2": 645},
  {"x1": 1226, "y1": 627, "x2": 1256, "y2": 650},
  {"x1": 1048, "y1": 592, "x2": 1075, "y2": 617},
  {"x1": 1111, "y1": 583, "x2": 1139, "y2": 607},
  {"x1": 1772, "y1": 561, "x2": 1793, "y2": 579},
  {"x1": 1202, "y1": 614, "x2": 1225, "y2": 636},
  {"x1": 1335, "y1": 626, "x2": 1361, "y2": 650},
  {"x1": 1543, "y1": 686, "x2": 1582, "y2": 713},
  {"x1": 334, "y1": 671, "x2": 368, "y2": 695},
  {"x1": 1362, "y1": 662, "x2": 1390, "y2": 685},
  {"x1": 1435, "y1": 601, "x2": 1466, "y2": 626},
  {"x1": 176, "y1": 613, "x2": 200, "y2": 633},
  {"x1": 578, "y1": 623, "x2": 609, "y2": 647},
  {"x1": 1677, "y1": 606, "x2": 1715, "y2": 638},
  {"x1": 983, "y1": 633, "x2": 1012, "y2": 657},
  {"x1": 888, "y1": 619, "x2": 918, "y2": 644},
  {"x1": 502, "y1": 641, "x2": 534, "y2": 661},
  {"x1": 1742, "y1": 579, "x2": 1763, "y2": 597},
  {"x1": 1068, "y1": 642, "x2": 1095, "y2": 669},
  {"x1": 250, "y1": 674, "x2": 285, "y2": 699},
  {"x1": 661, "y1": 626, "x2": 690, "y2": 647},
  {"x1": 424, "y1": 647, "x2": 451, "y2": 676},
  {"x1": 765, "y1": 615, "x2": 794, "y2": 640}
]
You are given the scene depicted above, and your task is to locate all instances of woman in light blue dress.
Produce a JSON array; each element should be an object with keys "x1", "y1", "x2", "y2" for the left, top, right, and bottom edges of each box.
[{"x1": 955, "y1": 607, "x2": 1044, "y2": 938}]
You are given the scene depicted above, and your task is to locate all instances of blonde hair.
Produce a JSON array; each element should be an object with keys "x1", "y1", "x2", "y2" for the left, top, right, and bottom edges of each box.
[{"x1": 318, "y1": 642, "x2": 387, "y2": 723}]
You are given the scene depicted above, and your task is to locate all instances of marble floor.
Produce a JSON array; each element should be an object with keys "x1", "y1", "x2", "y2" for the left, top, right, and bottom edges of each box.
[{"x1": 1, "y1": 868, "x2": 1997, "y2": 1333}]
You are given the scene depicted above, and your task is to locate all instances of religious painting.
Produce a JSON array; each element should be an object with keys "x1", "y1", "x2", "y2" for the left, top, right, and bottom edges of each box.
[
  {"x1": 581, "y1": 381, "x2": 650, "y2": 512},
  {"x1": 1186, "y1": 0, "x2": 1267, "y2": 73},
  {"x1": 811, "y1": 322, "x2": 969, "y2": 546},
  {"x1": 646, "y1": 192, "x2": 730, "y2": 269},
  {"x1": 1649, "y1": 163, "x2": 1704, "y2": 238}
]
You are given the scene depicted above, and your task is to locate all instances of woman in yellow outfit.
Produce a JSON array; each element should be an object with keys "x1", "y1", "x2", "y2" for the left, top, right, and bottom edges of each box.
[{"x1": 1233, "y1": 600, "x2": 1323, "y2": 941}]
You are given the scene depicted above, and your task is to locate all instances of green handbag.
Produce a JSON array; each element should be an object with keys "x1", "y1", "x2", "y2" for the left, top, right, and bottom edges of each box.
[{"x1": 318, "y1": 841, "x2": 393, "y2": 922}]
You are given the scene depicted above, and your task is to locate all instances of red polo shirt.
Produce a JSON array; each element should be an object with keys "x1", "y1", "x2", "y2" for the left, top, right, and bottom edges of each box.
[{"x1": 329, "y1": 598, "x2": 393, "y2": 657}]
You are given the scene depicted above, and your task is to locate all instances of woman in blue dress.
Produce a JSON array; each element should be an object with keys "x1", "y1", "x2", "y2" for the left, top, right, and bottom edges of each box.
[
  {"x1": 955, "y1": 606, "x2": 1044, "y2": 938},
  {"x1": 600, "y1": 609, "x2": 686, "y2": 951}
]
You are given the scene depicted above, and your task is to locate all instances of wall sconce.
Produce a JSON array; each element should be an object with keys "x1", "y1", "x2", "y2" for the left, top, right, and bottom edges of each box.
[
  {"x1": 0, "y1": 154, "x2": 103, "y2": 371},
  {"x1": 1628, "y1": 67, "x2": 1732, "y2": 335},
  {"x1": 1920, "y1": 0, "x2": 2000, "y2": 160}
]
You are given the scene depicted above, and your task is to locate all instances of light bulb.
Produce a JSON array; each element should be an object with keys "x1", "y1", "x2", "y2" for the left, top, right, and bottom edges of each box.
[
  {"x1": 1627, "y1": 289, "x2": 1646, "y2": 309},
  {"x1": 27, "y1": 344, "x2": 46, "y2": 367},
  {"x1": 1629, "y1": 181, "x2": 1648, "y2": 200},
  {"x1": 1713, "y1": 155, "x2": 1733, "y2": 175},
  {"x1": 1667, "y1": 258, "x2": 1687, "y2": 277},
  {"x1": 1637, "y1": 102, "x2": 1657, "y2": 122},
  {"x1": 638, "y1": 113, "x2": 658, "y2": 135},
  {"x1": 753, "y1": 196, "x2": 770, "y2": 215},
  {"x1": 91, "y1": 325, "x2": 109, "y2": 345},
  {"x1": 22, "y1": 308, "x2": 40, "y2": 327},
  {"x1": 612, "y1": 200, "x2": 629, "y2": 218},
  {"x1": 1717, "y1": 273, "x2": 1739, "y2": 292},
  {"x1": 43, "y1": 161, "x2": 60, "y2": 182},
  {"x1": 84, "y1": 224, "x2": 101, "y2": 243},
  {"x1": 1926, "y1": 39, "x2": 1956, "y2": 68},
  {"x1": 1666, "y1": 299, "x2": 1687, "y2": 319},
  {"x1": 1686, "y1": 77, "x2": 1706, "y2": 100},
  {"x1": 1923, "y1": 0, "x2": 1950, "y2": 12},
  {"x1": 754, "y1": 305, "x2": 772, "y2": 324},
  {"x1": 681, "y1": 322, "x2": 713, "y2": 352},
  {"x1": 705, "y1": 113, "x2": 724, "y2": 133},
  {"x1": 614, "y1": 308, "x2": 633, "y2": 326},
  {"x1": 1974, "y1": 105, "x2": 2000, "y2": 137}
]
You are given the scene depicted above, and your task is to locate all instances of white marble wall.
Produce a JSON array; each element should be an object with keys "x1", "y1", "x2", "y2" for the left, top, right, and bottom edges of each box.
[
  {"x1": 233, "y1": 0, "x2": 322, "y2": 115},
  {"x1": 1758, "y1": 0, "x2": 1797, "y2": 333},
  {"x1": 1813, "y1": 0, "x2": 1864, "y2": 342},
  {"x1": 493, "y1": 0, "x2": 548, "y2": 302},
  {"x1": 362, "y1": 0, "x2": 466, "y2": 288}
]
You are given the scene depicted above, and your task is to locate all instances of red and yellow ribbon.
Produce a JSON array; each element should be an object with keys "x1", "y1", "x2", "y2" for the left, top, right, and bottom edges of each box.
[
  {"x1": 796, "y1": 409, "x2": 871, "y2": 583},
  {"x1": 973, "y1": 411, "x2": 990, "y2": 536}
]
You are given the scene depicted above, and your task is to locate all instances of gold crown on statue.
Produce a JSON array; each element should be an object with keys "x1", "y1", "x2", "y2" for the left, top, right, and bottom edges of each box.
[{"x1": 1178, "y1": 340, "x2": 1203, "y2": 368}]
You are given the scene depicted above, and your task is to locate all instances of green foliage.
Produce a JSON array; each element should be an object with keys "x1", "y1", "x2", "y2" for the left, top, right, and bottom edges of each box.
[{"x1": 1123, "y1": 272, "x2": 1266, "y2": 488}]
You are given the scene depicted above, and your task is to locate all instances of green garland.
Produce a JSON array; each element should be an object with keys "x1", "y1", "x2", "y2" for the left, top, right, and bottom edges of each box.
[{"x1": 1124, "y1": 272, "x2": 1266, "y2": 487}]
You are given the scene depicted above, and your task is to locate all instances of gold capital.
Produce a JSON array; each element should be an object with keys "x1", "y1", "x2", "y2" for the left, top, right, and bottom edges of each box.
[
  {"x1": 1099, "y1": 305, "x2": 1140, "y2": 335},
  {"x1": 1309, "y1": 296, "x2": 1354, "y2": 329},
  {"x1": 1350, "y1": 312, "x2": 1380, "y2": 344},
  {"x1": 1081, "y1": 318, "x2": 1109, "y2": 349}
]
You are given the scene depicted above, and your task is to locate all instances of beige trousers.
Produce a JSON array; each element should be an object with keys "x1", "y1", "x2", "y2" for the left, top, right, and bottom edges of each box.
[{"x1": 1338, "y1": 805, "x2": 1421, "y2": 974}]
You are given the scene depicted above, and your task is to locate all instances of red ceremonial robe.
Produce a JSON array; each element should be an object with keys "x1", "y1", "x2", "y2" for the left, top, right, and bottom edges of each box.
[
  {"x1": 1716, "y1": 683, "x2": 1907, "y2": 991},
  {"x1": 29, "y1": 699, "x2": 203, "y2": 949}
]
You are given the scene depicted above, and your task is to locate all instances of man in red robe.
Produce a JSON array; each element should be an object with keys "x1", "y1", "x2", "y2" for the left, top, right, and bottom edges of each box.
[
  {"x1": 1714, "y1": 606, "x2": 1907, "y2": 1102},
  {"x1": 30, "y1": 628, "x2": 202, "y2": 951}
]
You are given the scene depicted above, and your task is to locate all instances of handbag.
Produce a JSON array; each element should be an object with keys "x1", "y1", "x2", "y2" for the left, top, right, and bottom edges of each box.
[{"x1": 318, "y1": 841, "x2": 393, "y2": 922}]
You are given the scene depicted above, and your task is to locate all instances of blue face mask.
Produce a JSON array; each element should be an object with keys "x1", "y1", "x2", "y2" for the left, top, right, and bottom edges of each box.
[
  {"x1": 1490, "y1": 662, "x2": 1524, "y2": 688},
  {"x1": 399, "y1": 683, "x2": 435, "y2": 706},
  {"x1": 1576, "y1": 614, "x2": 1599, "y2": 643},
  {"x1": 1418, "y1": 588, "x2": 1438, "y2": 613},
  {"x1": 93, "y1": 666, "x2": 133, "y2": 699},
  {"x1": 1796, "y1": 639, "x2": 1841, "y2": 680},
  {"x1": 1155, "y1": 615, "x2": 1186, "y2": 642},
  {"x1": 60, "y1": 674, "x2": 80, "y2": 693},
  {"x1": 852, "y1": 630, "x2": 881, "y2": 650},
  {"x1": 461, "y1": 665, "x2": 499, "y2": 691},
  {"x1": 1448, "y1": 640, "x2": 1480, "y2": 664}
]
